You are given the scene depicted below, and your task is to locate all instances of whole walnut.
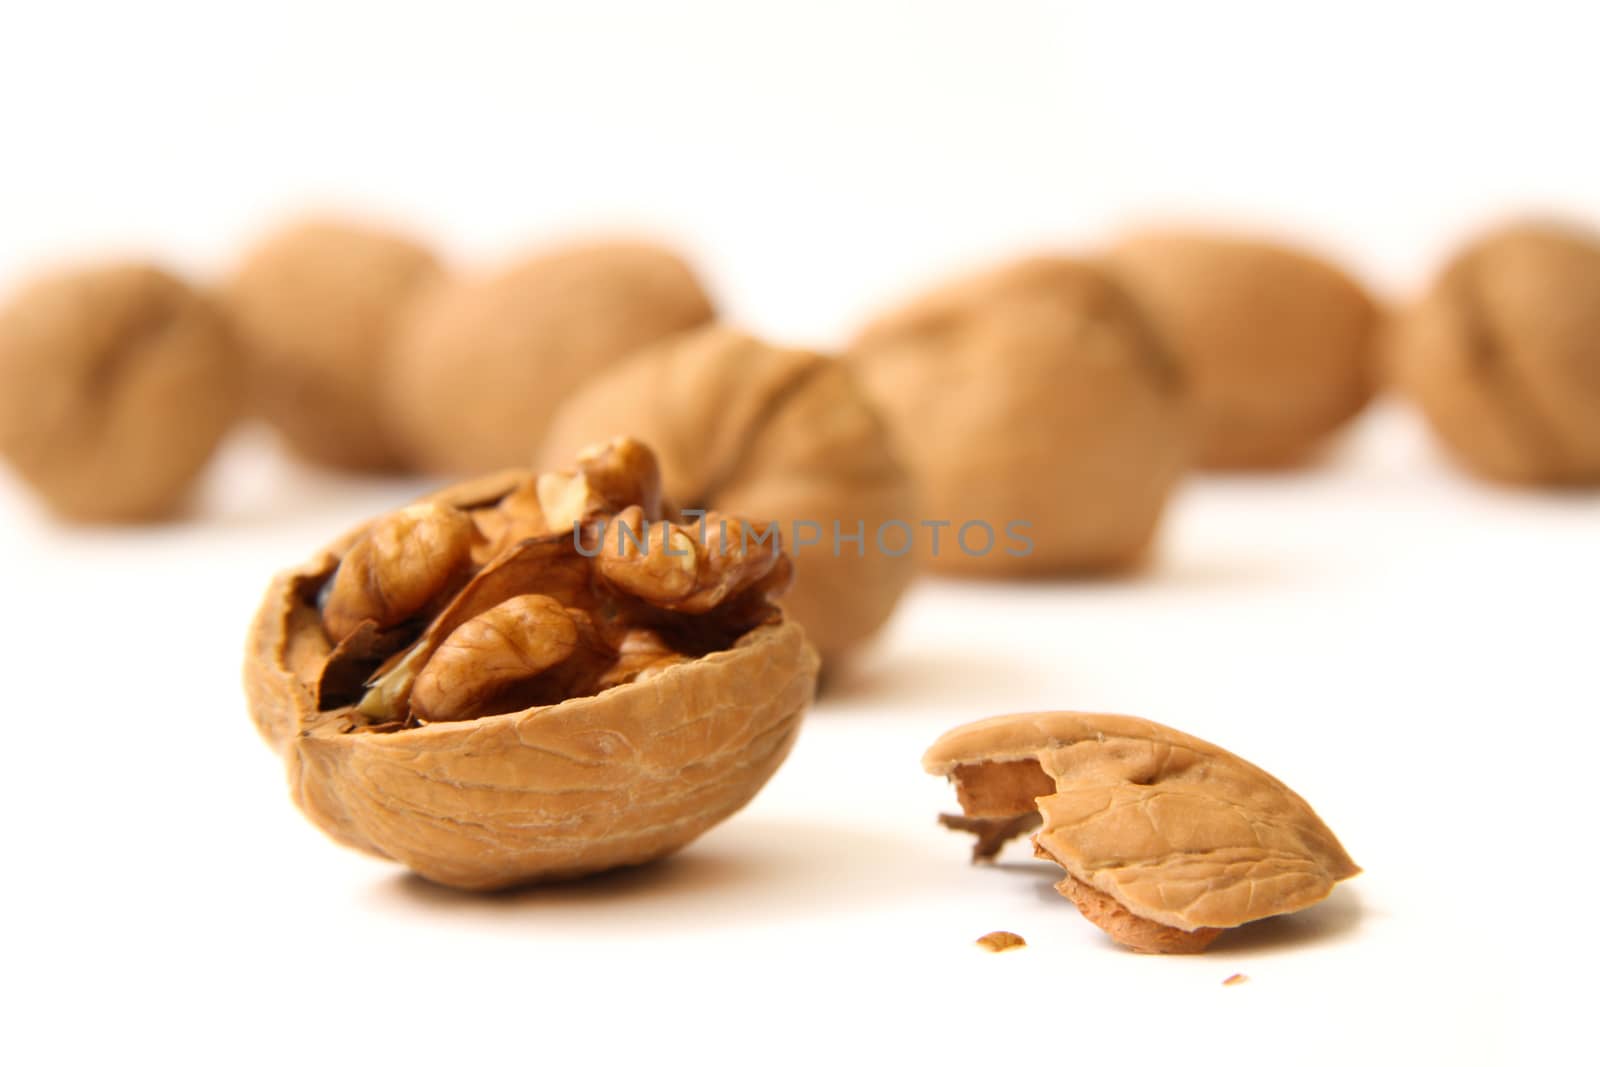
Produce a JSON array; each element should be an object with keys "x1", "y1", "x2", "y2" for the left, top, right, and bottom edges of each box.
[
  {"x1": 538, "y1": 326, "x2": 916, "y2": 664},
  {"x1": 0, "y1": 263, "x2": 242, "y2": 522},
  {"x1": 1387, "y1": 220, "x2": 1600, "y2": 485},
  {"x1": 386, "y1": 240, "x2": 715, "y2": 473},
  {"x1": 245, "y1": 438, "x2": 817, "y2": 890},
  {"x1": 848, "y1": 257, "x2": 1185, "y2": 577},
  {"x1": 1106, "y1": 231, "x2": 1381, "y2": 468},
  {"x1": 225, "y1": 219, "x2": 444, "y2": 472}
]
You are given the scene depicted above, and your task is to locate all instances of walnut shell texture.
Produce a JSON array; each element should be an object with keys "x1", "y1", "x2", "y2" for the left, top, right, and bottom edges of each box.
[
  {"x1": 386, "y1": 241, "x2": 715, "y2": 474},
  {"x1": 0, "y1": 262, "x2": 243, "y2": 522},
  {"x1": 1107, "y1": 231, "x2": 1380, "y2": 469},
  {"x1": 226, "y1": 218, "x2": 443, "y2": 472},
  {"x1": 1387, "y1": 219, "x2": 1600, "y2": 485},
  {"x1": 245, "y1": 469, "x2": 818, "y2": 890},
  {"x1": 849, "y1": 257, "x2": 1186, "y2": 577},
  {"x1": 925, "y1": 711, "x2": 1359, "y2": 952},
  {"x1": 539, "y1": 325, "x2": 917, "y2": 664}
]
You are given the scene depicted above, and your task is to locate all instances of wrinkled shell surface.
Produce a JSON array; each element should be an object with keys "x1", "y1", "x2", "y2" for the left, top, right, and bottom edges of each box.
[
  {"x1": 850, "y1": 258, "x2": 1185, "y2": 576},
  {"x1": 245, "y1": 470, "x2": 817, "y2": 890},
  {"x1": 925, "y1": 711, "x2": 1359, "y2": 943},
  {"x1": 386, "y1": 241, "x2": 714, "y2": 473},
  {"x1": 539, "y1": 325, "x2": 916, "y2": 663},
  {"x1": 1388, "y1": 220, "x2": 1600, "y2": 485},
  {"x1": 1108, "y1": 231, "x2": 1379, "y2": 469},
  {"x1": 0, "y1": 262, "x2": 242, "y2": 522},
  {"x1": 226, "y1": 219, "x2": 443, "y2": 471}
]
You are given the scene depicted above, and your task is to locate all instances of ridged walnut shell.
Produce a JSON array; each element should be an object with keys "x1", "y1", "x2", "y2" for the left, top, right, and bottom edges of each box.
[
  {"x1": 539, "y1": 325, "x2": 916, "y2": 664},
  {"x1": 385, "y1": 241, "x2": 715, "y2": 474},
  {"x1": 225, "y1": 218, "x2": 443, "y2": 472},
  {"x1": 1107, "y1": 231, "x2": 1380, "y2": 469},
  {"x1": 244, "y1": 471, "x2": 817, "y2": 890},
  {"x1": 1387, "y1": 219, "x2": 1600, "y2": 485},
  {"x1": 925, "y1": 712, "x2": 1360, "y2": 953},
  {"x1": 849, "y1": 258, "x2": 1185, "y2": 577},
  {"x1": 0, "y1": 263, "x2": 243, "y2": 522}
]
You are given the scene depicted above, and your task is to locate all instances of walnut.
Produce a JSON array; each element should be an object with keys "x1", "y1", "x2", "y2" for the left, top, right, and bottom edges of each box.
[
  {"x1": 849, "y1": 258, "x2": 1185, "y2": 577},
  {"x1": 225, "y1": 218, "x2": 443, "y2": 472},
  {"x1": 385, "y1": 241, "x2": 714, "y2": 473},
  {"x1": 321, "y1": 501, "x2": 477, "y2": 642},
  {"x1": 1106, "y1": 230, "x2": 1381, "y2": 469},
  {"x1": 0, "y1": 263, "x2": 243, "y2": 522},
  {"x1": 924, "y1": 712, "x2": 1361, "y2": 954},
  {"x1": 539, "y1": 326, "x2": 916, "y2": 664},
  {"x1": 244, "y1": 438, "x2": 817, "y2": 890},
  {"x1": 1387, "y1": 219, "x2": 1600, "y2": 485}
]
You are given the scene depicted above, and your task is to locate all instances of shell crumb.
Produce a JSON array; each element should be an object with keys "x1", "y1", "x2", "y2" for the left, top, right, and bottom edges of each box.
[
  {"x1": 975, "y1": 931, "x2": 1026, "y2": 953},
  {"x1": 1222, "y1": 973, "x2": 1249, "y2": 987}
]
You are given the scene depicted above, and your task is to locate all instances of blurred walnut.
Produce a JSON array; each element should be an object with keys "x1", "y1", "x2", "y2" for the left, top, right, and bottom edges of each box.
[
  {"x1": 1107, "y1": 230, "x2": 1380, "y2": 468},
  {"x1": 1387, "y1": 219, "x2": 1600, "y2": 485},
  {"x1": 925, "y1": 712, "x2": 1361, "y2": 954},
  {"x1": 0, "y1": 263, "x2": 242, "y2": 522},
  {"x1": 539, "y1": 326, "x2": 916, "y2": 664},
  {"x1": 225, "y1": 218, "x2": 443, "y2": 471},
  {"x1": 385, "y1": 241, "x2": 715, "y2": 473},
  {"x1": 849, "y1": 258, "x2": 1184, "y2": 577},
  {"x1": 244, "y1": 438, "x2": 816, "y2": 890}
]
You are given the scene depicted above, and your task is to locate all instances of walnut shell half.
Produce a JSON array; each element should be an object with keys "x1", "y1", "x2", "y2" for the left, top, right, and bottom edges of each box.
[
  {"x1": 924, "y1": 712, "x2": 1360, "y2": 953},
  {"x1": 245, "y1": 449, "x2": 817, "y2": 890}
]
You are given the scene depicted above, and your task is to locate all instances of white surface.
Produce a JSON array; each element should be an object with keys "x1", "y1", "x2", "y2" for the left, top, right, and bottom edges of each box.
[
  {"x1": 3, "y1": 406, "x2": 1593, "y2": 1065},
  {"x1": 3, "y1": 3, "x2": 1599, "y2": 1063}
]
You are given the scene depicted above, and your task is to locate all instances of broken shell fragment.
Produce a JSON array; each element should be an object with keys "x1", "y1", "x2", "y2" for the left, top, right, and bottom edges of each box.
[{"x1": 924, "y1": 712, "x2": 1360, "y2": 954}]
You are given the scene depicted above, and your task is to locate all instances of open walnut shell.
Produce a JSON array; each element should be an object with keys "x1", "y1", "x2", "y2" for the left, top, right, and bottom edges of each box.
[
  {"x1": 245, "y1": 439, "x2": 818, "y2": 890},
  {"x1": 925, "y1": 712, "x2": 1360, "y2": 954}
]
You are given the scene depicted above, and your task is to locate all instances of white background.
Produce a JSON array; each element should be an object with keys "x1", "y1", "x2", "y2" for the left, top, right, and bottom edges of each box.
[{"x1": 2, "y1": 3, "x2": 1596, "y2": 1065}]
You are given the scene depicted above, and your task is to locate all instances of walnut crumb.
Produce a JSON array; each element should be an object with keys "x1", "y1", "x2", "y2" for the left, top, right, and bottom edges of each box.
[
  {"x1": 1222, "y1": 973, "x2": 1249, "y2": 987},
  {"x1": 975, "y1": 931, "x2": 1026, "y2": 953}
]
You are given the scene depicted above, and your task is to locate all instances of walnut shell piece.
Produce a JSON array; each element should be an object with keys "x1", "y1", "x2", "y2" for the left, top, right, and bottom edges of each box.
[
  {"x1": 1106, "y1": 231, "x2": 1381, "y2": 469},
  {"x1": 1386, "y1": 219, "x2": 1600, "y2": 485},
  {"x1": 924, "y1": 712, "x2": 1360, "y2": 954},
  {"x1": 0, "y1": 263, "x2": 243, "y2": 522},
  {"x1": 539, "y1": 325, "x2": 916, "y2": 664},
  {"x1": 848, "y1": 258, "x2": 1186, "y2": 577},
  {"x1": 245, "y1": 448, "x2": 818, "y2": 890},
  {"x1": 224, "y1": 218, "x2": 443, "y2": 471},
  {"x1": 385, "y1": 240, "x2": 715, "y2": 474}
]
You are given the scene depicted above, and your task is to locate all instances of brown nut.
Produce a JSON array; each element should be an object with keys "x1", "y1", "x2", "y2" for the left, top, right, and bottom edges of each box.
[
  {"x1": 225, "y1": 218, "x2": 443, "y2": 471},
  {"x1": 321, "y1": 501, "x2": 477, "y2": 643},
  {"x1": 540, "y1": 326, "x2": 916, "y2": 664},
  {"x1": 1106, "y1": 230, "x2": 1380, "y2": 469},
  {"x1": 386, "y1": 241, "x2": 715, "y2": 473},
  {"x1": 924, "y1": 712, "x2": 1360, "y2": 954},
  {"x1": 849, "y1": 258, "x2": 1185, "y2": 577},
  {"x1": 1387, "y1": 219, "x2": 1600, "y2": 485},
  {"x1": 0, "y1": 263, "x2": 243, "y2": 522},
  {"x1": 244, "y1": 439, "x2": 817, "y2": 890},
  {"x1": 411, "y1": 594, "x2": 608, "y2": 722}
]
